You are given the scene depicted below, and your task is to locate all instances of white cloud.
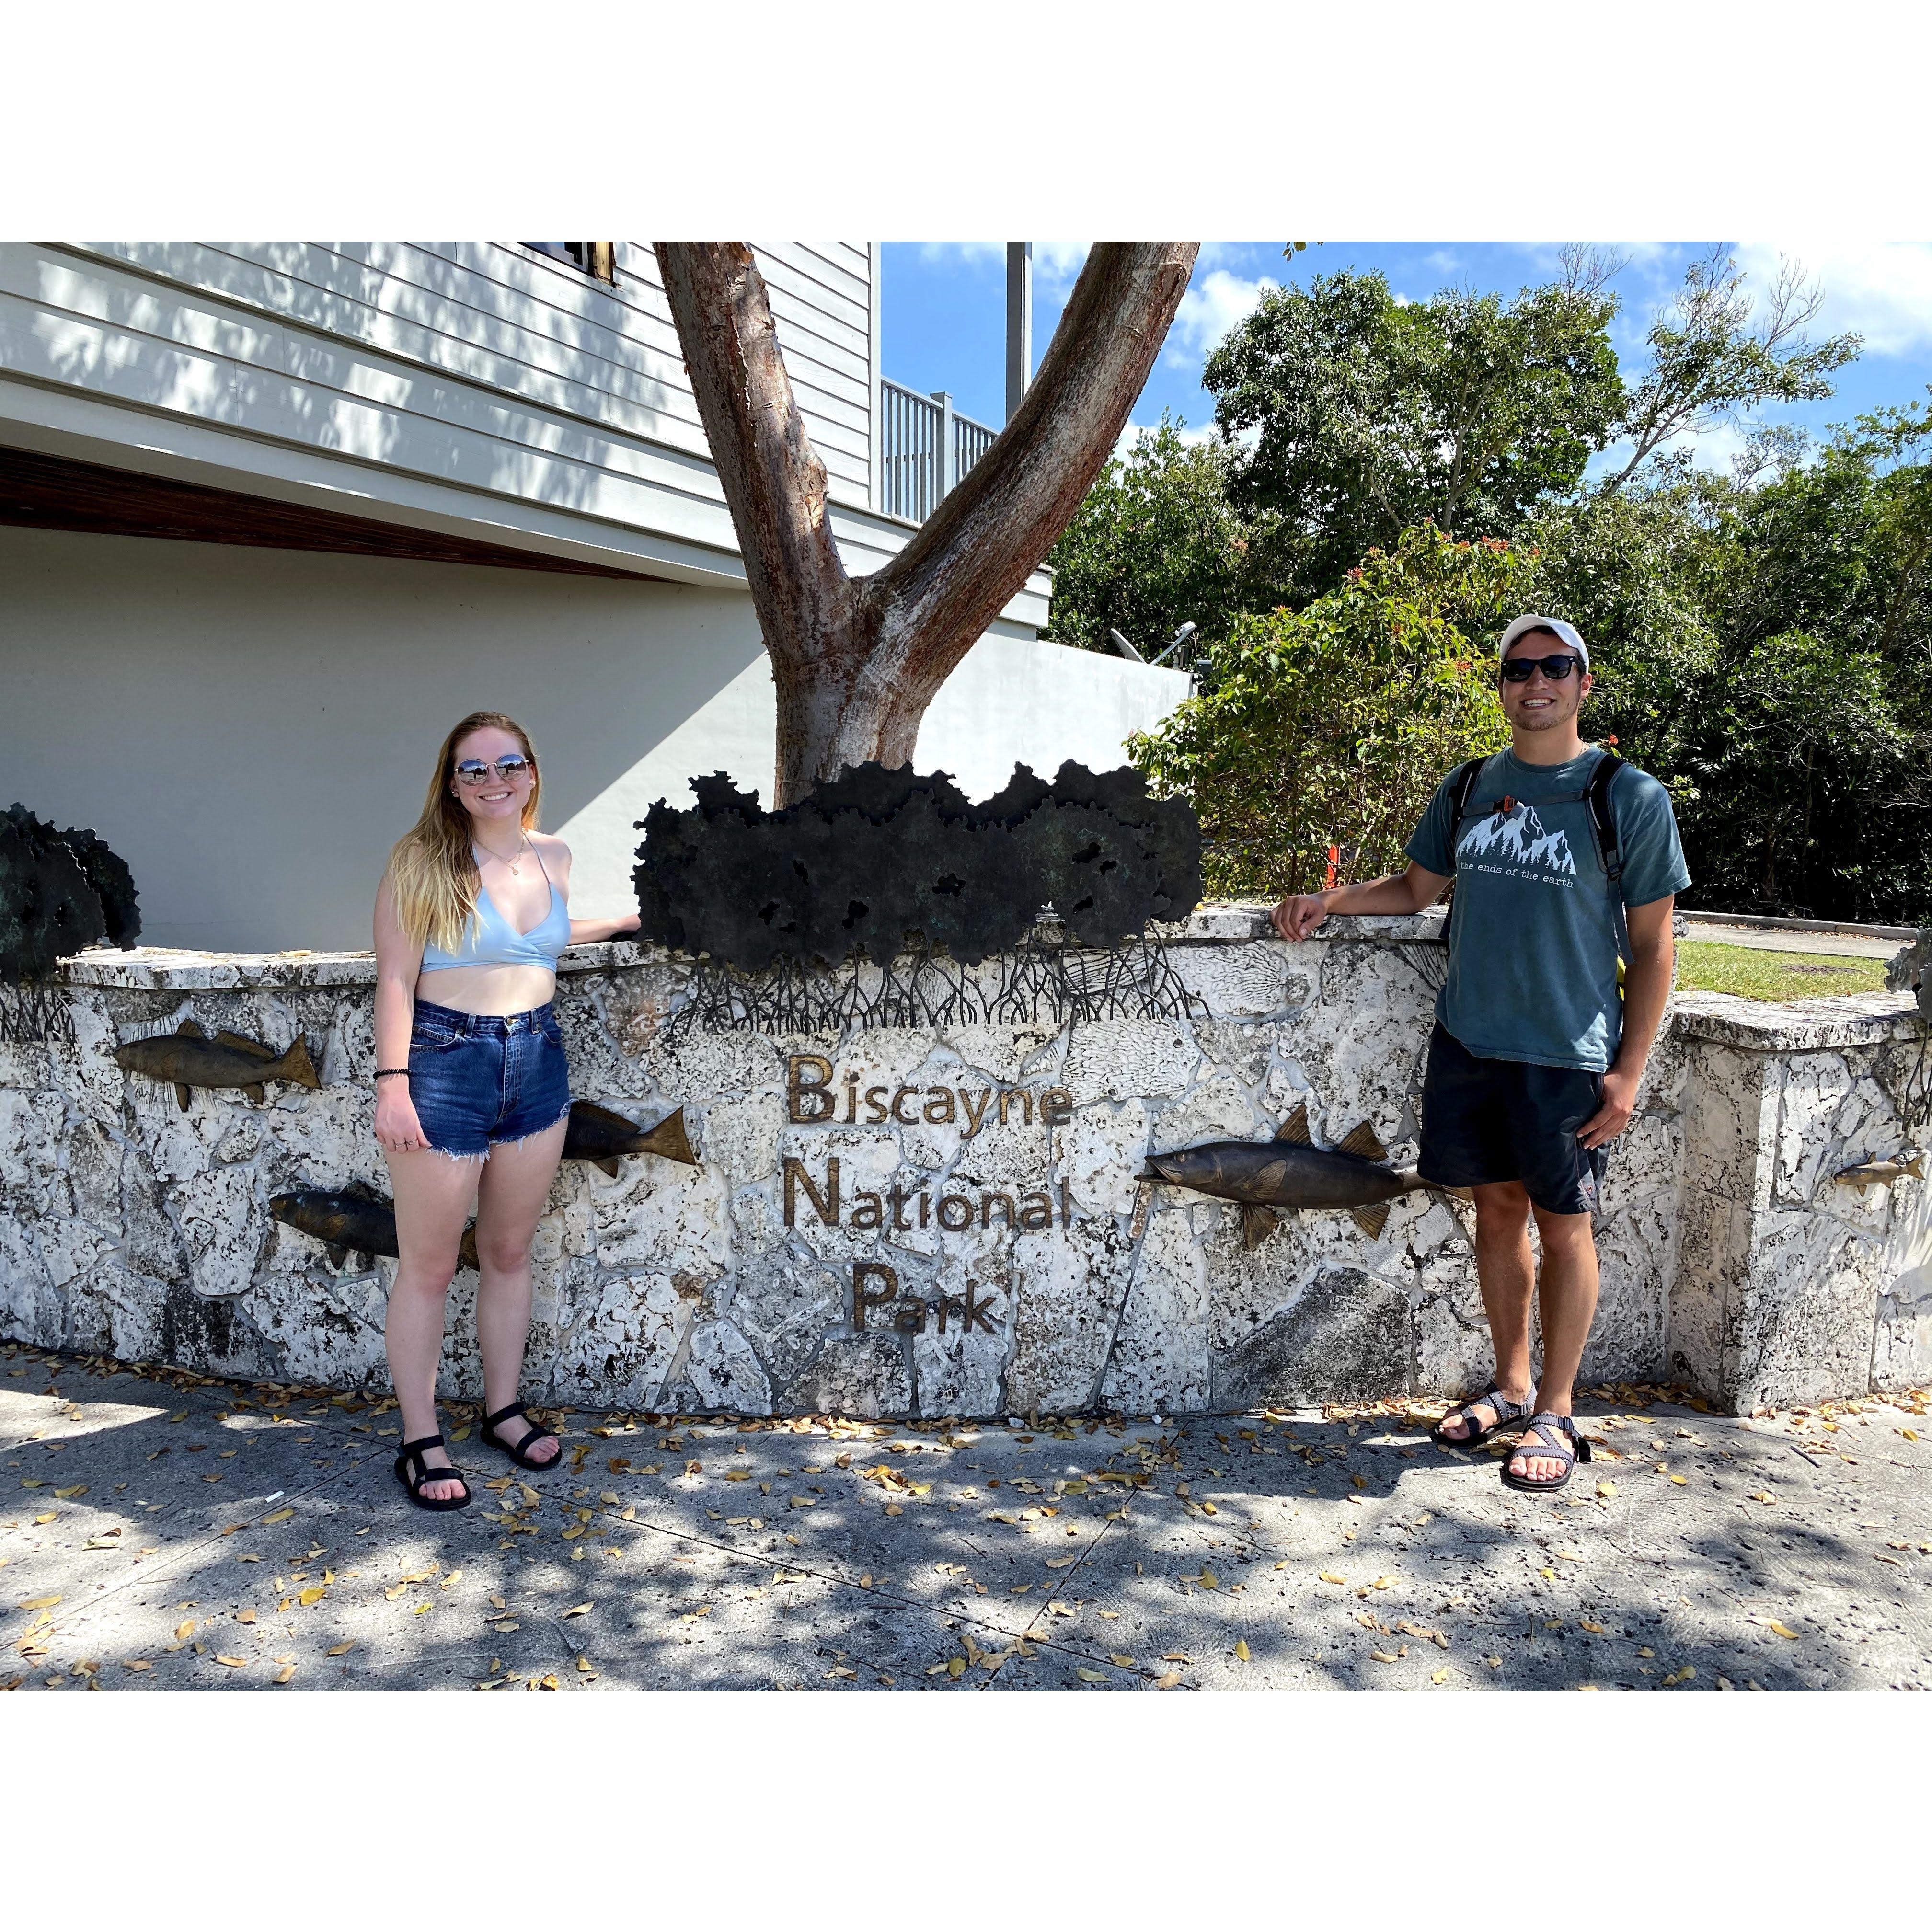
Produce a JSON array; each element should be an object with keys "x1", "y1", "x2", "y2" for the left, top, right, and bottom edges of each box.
[
  {"x1": 1168, "y1": 268, "x2": 1280, "y2": 362},
  {"x1": 912, "y1": 242, "x2": 1004, "y2": 269},
  {"x1": 1734, "y1": 241, "x2": 1932, "y2": 358}
]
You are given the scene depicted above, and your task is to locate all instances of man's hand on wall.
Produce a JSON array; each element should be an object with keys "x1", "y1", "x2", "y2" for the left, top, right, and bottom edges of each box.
[{"x1": 1271, "y1": 894, "x2": 1330, "y2": 942}]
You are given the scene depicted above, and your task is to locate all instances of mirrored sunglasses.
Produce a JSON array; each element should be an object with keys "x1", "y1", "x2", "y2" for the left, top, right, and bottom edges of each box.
[{"x1": 453, "y1": 755, "x2": 533, "y2": 786}]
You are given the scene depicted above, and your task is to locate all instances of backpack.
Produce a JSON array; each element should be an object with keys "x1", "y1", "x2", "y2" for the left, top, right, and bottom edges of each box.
[{"x1": 1447, "y1": 749, "x2": 1628, "y2": 891}]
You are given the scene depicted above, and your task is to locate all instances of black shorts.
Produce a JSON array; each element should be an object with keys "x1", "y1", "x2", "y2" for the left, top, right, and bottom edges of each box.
[{"x1": 1416, "y1": 1024, "x2": 1607, "y2": 1217}]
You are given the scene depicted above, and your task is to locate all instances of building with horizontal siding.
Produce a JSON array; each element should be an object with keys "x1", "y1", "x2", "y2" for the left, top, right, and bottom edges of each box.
[{"x1": 0, "y1": 241, "x2": 1185, "y2": 950}]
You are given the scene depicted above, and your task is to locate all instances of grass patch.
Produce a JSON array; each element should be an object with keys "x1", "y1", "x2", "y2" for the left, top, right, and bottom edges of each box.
[{"x1": 1675, "y1": 941, "x2": 1887, "y2": 1003}]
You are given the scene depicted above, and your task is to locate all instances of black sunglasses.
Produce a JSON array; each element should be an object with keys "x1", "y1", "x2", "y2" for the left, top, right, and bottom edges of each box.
[
  {"x1": 453, "y1": 755, "x2": 533, "y2": 786},
  {"x1": 1499, "y1": 654, "x2": 1584, "y2": 683}
]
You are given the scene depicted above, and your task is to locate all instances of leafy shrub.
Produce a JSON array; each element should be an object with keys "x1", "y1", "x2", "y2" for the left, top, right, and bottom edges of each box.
[{"x1": 1129, "y1": 527, "x2": 1518, "y2": 897}]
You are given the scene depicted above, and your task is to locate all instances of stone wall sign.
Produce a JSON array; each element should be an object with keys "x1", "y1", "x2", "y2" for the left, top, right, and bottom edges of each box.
[{"x1": 2, "y1": 915, "x2": 1928, "y2": 1417}]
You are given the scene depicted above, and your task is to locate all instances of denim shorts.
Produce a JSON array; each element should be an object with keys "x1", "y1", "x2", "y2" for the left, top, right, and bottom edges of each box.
[{"x1": 407, "y1": 997, "x2": 572, "y2": 1161}]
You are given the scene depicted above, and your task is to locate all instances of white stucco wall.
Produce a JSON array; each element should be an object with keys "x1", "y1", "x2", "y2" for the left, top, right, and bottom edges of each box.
[{"x1": 0, "y1": 528, "x2": 1187, "y2": 953}]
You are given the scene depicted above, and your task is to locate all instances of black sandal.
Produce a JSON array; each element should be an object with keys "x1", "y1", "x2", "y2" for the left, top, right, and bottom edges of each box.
[
  {"x1": 480, "y1": 1401, "x2": 563, "y2": 1472},
  {"x1": 1431, "y1": 1384, "x2": 1534, "y2": 1449},
  {"x1": 394, "y1": 1433, "x2": 471, "y2": 1511},
  {"x1": 1500, "y1": 1412, "x2": 1592, "y2": 1493}
]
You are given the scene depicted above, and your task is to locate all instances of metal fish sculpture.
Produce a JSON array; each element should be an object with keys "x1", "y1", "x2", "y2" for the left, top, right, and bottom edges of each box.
[
  {"x1": 271, "y1": 1187, "x2": 481, "y2": 1273},
  {"x1": 114, "y1": 1018, "x2": 320, "y2": 1111},
  {"x1": 1140, "y1": 1102, "x2": 1440, "y2": 1248},
  {"x1": 563, "y1": 1101, "x2": 698, "y2": 1177},
  {"x1": 1833, "y1": 1153, "x2": 1924, "y2": 1188}
]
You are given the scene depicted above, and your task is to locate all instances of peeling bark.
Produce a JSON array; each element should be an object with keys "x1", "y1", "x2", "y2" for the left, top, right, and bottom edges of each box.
[{"x1": 656, "y1": 242, "x2": 1198, "y2": 805}]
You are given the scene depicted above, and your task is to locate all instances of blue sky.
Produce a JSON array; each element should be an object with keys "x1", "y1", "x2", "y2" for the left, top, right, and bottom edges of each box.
[{"x1": 881, "y1": 241, "x2": 1932, "y2": 477}]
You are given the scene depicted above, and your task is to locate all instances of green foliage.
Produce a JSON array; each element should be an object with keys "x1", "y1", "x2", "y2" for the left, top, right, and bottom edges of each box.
[
  {"x1": 1677, "y1": 630, "x2": 1917, "y2": 920},
  {"x1": 1602, "y1": 248, "x2": 1861, "y2": 491},
  {"x1": 1044, "y1": 416, "x2": 1263, "y2": 655},
  {"x1": 1128, "y1": 528, "x2": 1517, "y2": 897},
  {"x1": 1054, "y1": 253, "x2": 1932, "y2": 924},
  {"x1": 1519, "y1": 483, "x2": 1723, "y2": 779},
  {"x1": 1202, "y1": 269, "x2": 1621, "y2": 603}
]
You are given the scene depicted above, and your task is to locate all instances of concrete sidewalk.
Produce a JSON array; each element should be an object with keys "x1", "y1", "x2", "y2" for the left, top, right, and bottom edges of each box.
[
  {"x1": 1682, "y1": 922, "x2": 1900, "y2": 960},
  {"x1": 3, "y1": 1343, "x2": 1928, "y2": 1691}
]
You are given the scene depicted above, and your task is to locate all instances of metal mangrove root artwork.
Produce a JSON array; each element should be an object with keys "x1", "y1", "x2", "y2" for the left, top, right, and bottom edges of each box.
[
  {"x1": 562, "y1": 1101, "x2": 699, "y2": 1176},
  {"x1": 637, "y1": 761, "x2": 1204, "y2": 1034},
  {"x1": 664, "y1": 925, "x2": 1203, "y2": 1041},
  {"x1": 1138, "y1": 1101, "x2": 1447, "y2": 1249},
  {"x1": 0, "y1": 805, "x2": 141, "y2": 1039},
  {"x1": 113, "y1": 1018, "x2": 321, "y2": 1111}
]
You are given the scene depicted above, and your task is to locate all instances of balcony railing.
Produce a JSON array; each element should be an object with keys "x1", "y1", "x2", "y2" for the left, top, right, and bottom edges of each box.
[{"x1": 878, "y1": 378, "x2": 999, "y2": 522}]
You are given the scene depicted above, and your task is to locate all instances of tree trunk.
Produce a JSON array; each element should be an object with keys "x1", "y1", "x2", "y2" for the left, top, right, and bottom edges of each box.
[{"x1": 656, "y1": 242, "x2": 1198, "y2": 805}]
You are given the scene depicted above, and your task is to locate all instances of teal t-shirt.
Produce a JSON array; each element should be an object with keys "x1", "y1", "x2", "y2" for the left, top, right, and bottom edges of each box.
[{"x1": 1404, "y1": 746, "x2": 1690, "y2": 1072}]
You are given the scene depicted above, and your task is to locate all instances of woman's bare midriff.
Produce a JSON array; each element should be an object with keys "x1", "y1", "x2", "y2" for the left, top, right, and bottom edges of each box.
[{"x1": 414, "y1": 963, "x2": 557, "y2": 1017}]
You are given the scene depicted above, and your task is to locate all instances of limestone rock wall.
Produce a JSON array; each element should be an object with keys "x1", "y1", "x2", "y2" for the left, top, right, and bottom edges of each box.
[
  {"x1": 1667, "y1": 992, "x2": 1932, "y2": 1410},
  {"x1": 0, "y1": 919, "x2": 1924, "y2": 1415}
]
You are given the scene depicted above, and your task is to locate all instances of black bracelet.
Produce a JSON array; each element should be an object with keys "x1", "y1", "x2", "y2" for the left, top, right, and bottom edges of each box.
[{"x1": 374, "y1": 1068, "x2": 410, "y2": 1081}]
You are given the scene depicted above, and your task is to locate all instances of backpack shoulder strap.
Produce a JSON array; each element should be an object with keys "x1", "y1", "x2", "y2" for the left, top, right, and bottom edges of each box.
[
  {"x1": 1585, "y1": 752, "x2": 1628, "y2": 886},
  {"x1": 1448, "y1": 755, "x2": 1491, "y2": 829}
]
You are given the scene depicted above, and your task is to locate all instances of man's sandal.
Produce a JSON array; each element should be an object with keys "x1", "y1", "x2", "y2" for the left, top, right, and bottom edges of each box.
[
  {"x1": 1500, "y1": 1412, "x2": 1593, "y2": 1493},
  {"x1": 394, "y1": 1433, "x2": 471, "y2": 1511},
  {"x1": 1431, "y1": 1385, "x2": 1535, "y2": 1449},
  {"x1": 480, "y1": 1400, "x2": 563, "y2": 1471}
]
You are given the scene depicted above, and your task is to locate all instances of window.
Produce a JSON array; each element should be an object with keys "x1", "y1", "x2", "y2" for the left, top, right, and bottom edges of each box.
[{"x1": 520, "y1": 242, "x2": 616, "y2": 284}]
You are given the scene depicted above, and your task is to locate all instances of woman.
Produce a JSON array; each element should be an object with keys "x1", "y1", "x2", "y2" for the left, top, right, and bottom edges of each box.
[{"x1": 372, "y1": 711, "x2": 639, "y2": 1509}]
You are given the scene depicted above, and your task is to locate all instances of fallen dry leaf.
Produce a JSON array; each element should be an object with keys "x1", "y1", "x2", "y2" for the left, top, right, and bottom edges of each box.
[
  {"x1": 1234, "y1": 1639, "x2": 1251, "y2": 1662},
  {"x1": 1768, "y1": 1620, "x2": 1800, "y2": 1640},
  {"x1": 298, "y1": 1587, "x2": 325, "y2": 1607},
  {"x1": 215, "y1": 1655, "x2": 250, "y2": 1668},
  {"x1": 561, "y1": 1602, "x2": 593, "y2": 1618},
  {"x1": 260, "y1": 1507, "x2": 294, "y2": 1525},
  {"x1": 1318, "y1": 1571, "x2": 1346, "y2": 1585},
  {"x1": 274, "y1": 1664, "x2": 295, "y2": 1684},
  {"x1": 1075, "y1": 1667, "x2": 1108, "y2": 1682},
  {"x1": 327, "y1": 1642, "x2": 355, "y2": 1656}
]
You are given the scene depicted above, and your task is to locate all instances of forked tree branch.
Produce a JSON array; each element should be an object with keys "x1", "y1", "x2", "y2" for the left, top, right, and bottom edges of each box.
[{"x1": 656, "y1": 240, "x2": 1198, "y2": 799}]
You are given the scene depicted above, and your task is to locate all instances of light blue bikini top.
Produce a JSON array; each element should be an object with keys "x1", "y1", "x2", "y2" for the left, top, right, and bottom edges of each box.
[{"x1": 419, "y1": 844, "x2": 572, "y2": 972}]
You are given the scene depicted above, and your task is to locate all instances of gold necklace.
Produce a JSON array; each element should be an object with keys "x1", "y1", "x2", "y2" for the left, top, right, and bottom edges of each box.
[{"x1": 474, "y1": 834, "x2": 529, "y2": 876}]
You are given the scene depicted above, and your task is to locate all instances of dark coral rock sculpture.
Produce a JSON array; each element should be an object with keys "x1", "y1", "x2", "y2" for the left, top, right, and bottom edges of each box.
[
  {"x1": 0, "y1": 805, "x2": 141, "y2": 982},
  {"x1": 633, "y1": 762, "x2": 1201, "y2": 972}
]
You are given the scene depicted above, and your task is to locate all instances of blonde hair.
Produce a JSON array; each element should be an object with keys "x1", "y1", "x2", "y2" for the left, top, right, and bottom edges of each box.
[{"x1": 387, "y1": 712, "x2": 543, "y2": 954}]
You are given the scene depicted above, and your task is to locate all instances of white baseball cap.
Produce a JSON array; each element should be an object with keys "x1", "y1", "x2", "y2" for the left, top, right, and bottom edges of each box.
[{"x1": 1497, "y1": 613, "x2": 1588, "y2": 668}]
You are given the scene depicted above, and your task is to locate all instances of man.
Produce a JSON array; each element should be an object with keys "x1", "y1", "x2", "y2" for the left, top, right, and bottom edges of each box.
[{"x1": 1271, "y1": 615, "x2": 1689, "y2": 1490}]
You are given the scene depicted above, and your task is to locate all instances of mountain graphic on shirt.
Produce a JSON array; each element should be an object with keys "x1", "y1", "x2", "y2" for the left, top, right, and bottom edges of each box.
[{"x1": 1457, "y1": 801, "x2": 1577, "y2": 876}]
